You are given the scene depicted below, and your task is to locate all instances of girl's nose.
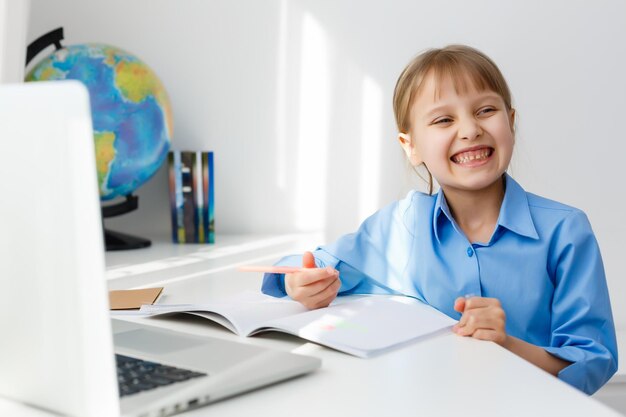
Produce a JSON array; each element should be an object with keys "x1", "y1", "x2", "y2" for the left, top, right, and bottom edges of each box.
[{"x1": 458, "y1": 118, "x2": 483, "y2": 141}]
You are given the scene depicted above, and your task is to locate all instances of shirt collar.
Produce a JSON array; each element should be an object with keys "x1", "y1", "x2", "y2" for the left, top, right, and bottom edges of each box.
[
  {"x1": 432, "y1": 189, "x2": 452, "y2": 244},
  {"x1": 497, "y1": 174, "x2": 539, "y2": 240},
  {"x1": 432, "y1": 173, "x2": 539, "y2": 244}
]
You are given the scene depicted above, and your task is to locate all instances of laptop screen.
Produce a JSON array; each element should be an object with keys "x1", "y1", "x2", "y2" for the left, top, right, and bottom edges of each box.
[{"x1": 0, "y1": 81, "x2": 119, "y2": 416}]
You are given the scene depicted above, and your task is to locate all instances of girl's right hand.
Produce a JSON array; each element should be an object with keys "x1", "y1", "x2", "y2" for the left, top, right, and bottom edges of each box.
[{"x1": 285, "y1": 251, "x2": 341, "y2": 309}]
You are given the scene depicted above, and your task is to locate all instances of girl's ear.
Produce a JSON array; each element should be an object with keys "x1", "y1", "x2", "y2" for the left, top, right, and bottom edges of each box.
[
  {"x1": 398, "y1": 133, "x2": 422, "y2": 166},
  {"x1": 509, "y1": 108, "x2": 516, "y2": 133}
]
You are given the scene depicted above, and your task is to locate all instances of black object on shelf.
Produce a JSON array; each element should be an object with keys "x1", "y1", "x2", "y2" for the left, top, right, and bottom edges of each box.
[
  {"x1": 102, "y1": 195, "x2": 151, "y2": 251},
  {"x1": 26, "y1": 27, "x2": 64, "y2": 66}
]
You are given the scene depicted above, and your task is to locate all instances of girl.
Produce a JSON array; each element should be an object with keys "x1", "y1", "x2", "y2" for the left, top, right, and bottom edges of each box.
[{"x1": 261, "y1": 45, "x2": 617, "y2": 395}]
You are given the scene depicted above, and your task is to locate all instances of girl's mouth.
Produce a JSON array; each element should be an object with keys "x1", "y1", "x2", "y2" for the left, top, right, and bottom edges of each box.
[{"x1": 450, "y1": 147, "x2": 494, "y2": 165}]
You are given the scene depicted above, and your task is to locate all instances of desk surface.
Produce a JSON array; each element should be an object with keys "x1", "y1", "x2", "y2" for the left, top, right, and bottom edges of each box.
[{"x1": 2, "y1": 234, "x2": 622, "y2": 416}]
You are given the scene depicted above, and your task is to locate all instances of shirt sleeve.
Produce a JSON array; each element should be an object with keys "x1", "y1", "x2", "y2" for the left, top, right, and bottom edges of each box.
[
  {"x1": 261, "y1": 191, "x2": 419, "y2": 299},
  {"x1": 260, "y1": 247, "x2": 407, "y2": 298},
  {"x1": 542, "y1": 210, "x2": 618, "y2": 395}
]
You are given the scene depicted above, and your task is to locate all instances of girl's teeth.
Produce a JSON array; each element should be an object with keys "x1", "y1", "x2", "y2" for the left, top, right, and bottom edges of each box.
[{"x1": 454, "y1": 149, "x2": 491, "y2": 163}]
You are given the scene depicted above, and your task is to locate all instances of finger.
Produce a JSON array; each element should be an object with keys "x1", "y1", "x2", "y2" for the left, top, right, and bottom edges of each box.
[
  {"x1": 453, "y1": 297, "x2": 466, "y2": 313},
  {"x1": 306, "y1": 275, "x2": 340, "y2": 299},
  {"x1": 287, "y1": 274, "x2": 334, "y2": 299},
  {"x1": 463, "y1": 296, "x2": 501, "y2": 310},
  {"x1": 301, "y1": 279, "x2": 337, "y2": 310},
  {"x1": 455, "y1": 314, "x2": 504, "y2": 336},
  {"x1": 455, "y1": 309, "x2": 482, "y2": 331},
  {"x1": 470, "y1": 329, "x2": 502, "y2": 343},
  {"x1": 456, "y1": 309, "x2": 475, "y2": 329},
  {"x1": 289, "y1": 267, "x2": 338, "y2": 286},
  {"x1": 309, "y1": 278, "x2": 341, "y2": 309},
  {"x1": 285, "y1": 275, "x2": 336, "y2": 298},
  {"x1": 302, "y1": 251, "x2": 316, "y2": 268}
]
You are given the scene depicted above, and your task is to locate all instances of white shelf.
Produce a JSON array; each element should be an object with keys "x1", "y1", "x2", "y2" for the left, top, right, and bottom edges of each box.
[{"x1": 105, "y1": 232, "x2": 322, "y2": 291}]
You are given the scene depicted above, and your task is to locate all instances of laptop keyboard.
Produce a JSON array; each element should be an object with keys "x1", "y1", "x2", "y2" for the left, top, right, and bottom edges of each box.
[{"x1": 116, "y1": 354, "x2": 207, "y2": 397}]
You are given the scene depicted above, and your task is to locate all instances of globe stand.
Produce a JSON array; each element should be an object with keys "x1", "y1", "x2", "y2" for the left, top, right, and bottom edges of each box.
[{"x1": 102, "y1": 195, "x2": 151, "y2": 251}]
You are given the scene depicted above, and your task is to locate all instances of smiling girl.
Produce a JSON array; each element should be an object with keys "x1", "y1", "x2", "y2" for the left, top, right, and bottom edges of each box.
[{"x1": 261, "y1": 45, "x2": 617, "y2": 394}]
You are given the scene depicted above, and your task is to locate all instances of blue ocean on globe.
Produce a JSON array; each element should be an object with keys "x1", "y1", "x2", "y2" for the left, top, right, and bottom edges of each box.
[{"x1": 26, "y1": 43, "x2": 172, "y2": 201}]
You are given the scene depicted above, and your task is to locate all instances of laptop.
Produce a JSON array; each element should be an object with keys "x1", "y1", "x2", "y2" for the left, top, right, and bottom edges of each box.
[{"x1": 0, "y1": 81, "x2": 320, "y2": 417}]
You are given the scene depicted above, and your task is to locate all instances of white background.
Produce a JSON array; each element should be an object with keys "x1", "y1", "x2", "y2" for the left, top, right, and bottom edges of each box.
[
  {"x1": 0, "y1": 0, "x2": 28, "y2": 82},
  {"x1": 26, "y1": 0, "x2": 626, "y2": 327}
]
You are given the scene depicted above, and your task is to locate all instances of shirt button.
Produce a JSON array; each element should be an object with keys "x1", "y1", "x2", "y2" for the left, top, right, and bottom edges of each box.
[{"x1": 466, "y1": 247, "x2": 474, "y2": 257}]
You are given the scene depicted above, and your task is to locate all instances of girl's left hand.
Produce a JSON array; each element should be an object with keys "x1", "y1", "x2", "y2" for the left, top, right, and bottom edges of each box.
[{"x1": 452, "y1": 296, "x2": 508, "y2": 346}]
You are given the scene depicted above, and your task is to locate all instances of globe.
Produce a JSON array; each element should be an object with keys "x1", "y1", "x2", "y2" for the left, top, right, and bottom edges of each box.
[{"x1": 25, "y1": 43, "x2": 172, "y2": 201}]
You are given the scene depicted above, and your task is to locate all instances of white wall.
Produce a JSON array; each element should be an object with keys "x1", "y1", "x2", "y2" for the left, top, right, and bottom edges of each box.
[
  {"x1": 28, "y1": 0, "x2": 626, "y2": 327},
  {"x1": 0, "y1": 0, "x2": 29, "y2": 83}
]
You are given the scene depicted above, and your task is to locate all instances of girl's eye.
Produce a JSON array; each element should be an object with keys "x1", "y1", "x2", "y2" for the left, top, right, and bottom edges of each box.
[
  {"x1": 478, "y1": 107, "x2": 495, "y2": 116},
  {"x1": 433, "y1": 117, "x2": 453, "y2": 125}
]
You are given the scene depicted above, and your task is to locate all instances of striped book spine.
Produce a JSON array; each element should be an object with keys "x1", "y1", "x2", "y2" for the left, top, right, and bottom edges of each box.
[{"x1": 168, "y1": 150, "x2": 215, "y2": 244}]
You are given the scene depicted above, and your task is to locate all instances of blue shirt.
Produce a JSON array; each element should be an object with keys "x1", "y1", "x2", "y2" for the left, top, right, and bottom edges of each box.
[{"x1": 261, "y1": 174, "x2": 617, "y2": 395}]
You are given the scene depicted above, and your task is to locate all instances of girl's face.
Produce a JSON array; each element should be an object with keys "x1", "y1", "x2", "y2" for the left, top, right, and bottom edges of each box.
[{"x1": 399, "y1": 72, "x2": 515, "y2": 194}]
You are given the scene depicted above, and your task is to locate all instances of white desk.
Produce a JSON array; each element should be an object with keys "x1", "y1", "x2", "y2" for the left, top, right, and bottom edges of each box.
[
  {"x1": 104, "y1": 234, "x2": 622, "y2": 417},
  {"x1": 1, "y1": 234, "x2": 622, "y2": 416}
]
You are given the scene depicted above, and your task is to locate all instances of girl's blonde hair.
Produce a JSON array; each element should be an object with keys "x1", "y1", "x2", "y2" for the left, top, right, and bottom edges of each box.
[{"x1": 392, "y1": 44, "x2": 513, "y2": 193}]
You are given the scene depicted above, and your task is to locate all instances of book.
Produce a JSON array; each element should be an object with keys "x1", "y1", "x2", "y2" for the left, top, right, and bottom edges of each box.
[
  {"x1": 137, "y1": 292, "x2": 456, "y2": 358},
  {"x1": 108, "y1": 287, "x2": 163, "y2": 310},
  {"x1": 168, "y1": 150, "x2": 215, "y2": 243},
  {"x1": 167, "y1": 151, "x2": 185, "y2": 243},
  {"x1": 180, "y1": 152, "x2": 197, "y2": 243},
  {"x1": 203, "y1": 152, "x2": 215, "y2": 243}
]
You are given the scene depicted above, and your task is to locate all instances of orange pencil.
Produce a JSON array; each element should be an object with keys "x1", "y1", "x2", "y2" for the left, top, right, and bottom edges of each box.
[{"x1": 238, "y1": 265, "x2": 308, "y2": 274}]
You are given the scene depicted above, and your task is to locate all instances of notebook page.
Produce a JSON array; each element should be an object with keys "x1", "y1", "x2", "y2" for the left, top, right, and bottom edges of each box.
[
  {"x1": 257, "y1": 295, "x2": 456, "y2": 357},
  {"x1": 140, "y1": 292, "x2": 308, "y2": 335}
]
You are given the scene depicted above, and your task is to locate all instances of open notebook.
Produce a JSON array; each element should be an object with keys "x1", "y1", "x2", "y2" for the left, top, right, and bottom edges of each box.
[{"x1": 137, "y1": 292, "x2": 456, "y2": 358}]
